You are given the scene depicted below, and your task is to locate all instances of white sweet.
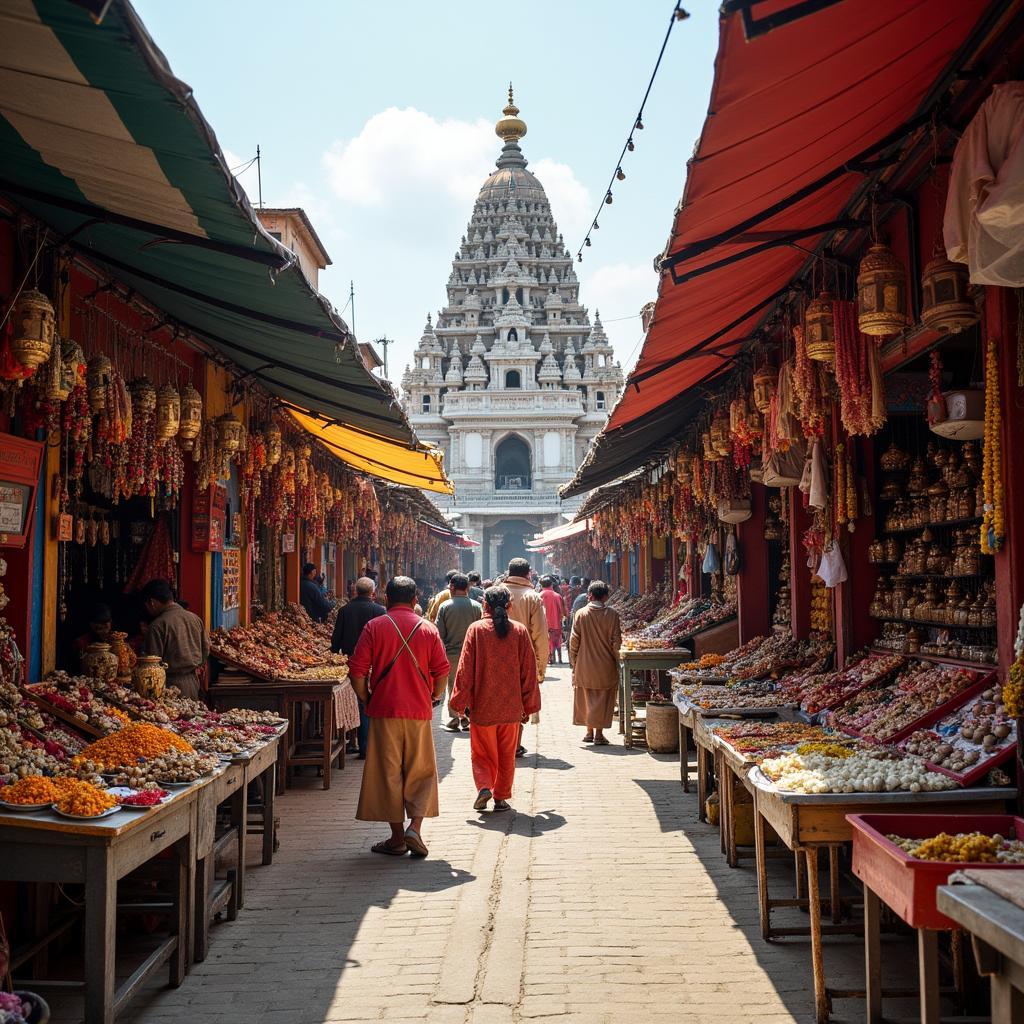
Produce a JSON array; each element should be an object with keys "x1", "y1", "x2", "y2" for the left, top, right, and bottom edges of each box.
[{"x1": 760, "y1": 750, "x2": 957, "y2": 795}]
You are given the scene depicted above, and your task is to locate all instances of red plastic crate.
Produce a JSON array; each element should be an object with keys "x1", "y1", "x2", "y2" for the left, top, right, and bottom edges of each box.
[{"x1": 848, "y1": 813, "x2": 1024, "y2": 929}]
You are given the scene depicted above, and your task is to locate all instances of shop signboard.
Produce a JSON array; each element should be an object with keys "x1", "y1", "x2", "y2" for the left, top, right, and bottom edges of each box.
[
  {"x1": 0, "y1": 432, "x2": 44, "y2": 549},
  {"x1": 281, "y1": 532, "x2": 295, "y2": 554},
  {"x1": 222, "y1": 548, "x2": 241, "y2": 611},
  {"x1": 191, "y1": 482, "x2": 227, "y2": 553}
]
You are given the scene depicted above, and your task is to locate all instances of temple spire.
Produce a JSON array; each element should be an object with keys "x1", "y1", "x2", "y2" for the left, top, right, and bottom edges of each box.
[{"x1": 495, "y1": 83, "x2": 528, "y2": 170}]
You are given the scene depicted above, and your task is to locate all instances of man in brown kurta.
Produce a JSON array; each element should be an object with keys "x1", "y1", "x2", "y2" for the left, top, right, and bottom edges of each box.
[
  {"x1": 142, "y1": 578, "x2": 210, "y2": 701},
  {"x1": 504, "y1": 558, "x2": 548, "y2": 756},
  {"x1": 568, "y1": 580, "x2": 622, "y2": 745}
]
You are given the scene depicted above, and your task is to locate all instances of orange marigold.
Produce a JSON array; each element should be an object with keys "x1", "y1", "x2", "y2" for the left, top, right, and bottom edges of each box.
[
  {"x1": 52, "y1": 779, "x2": 117, "y2": 817},
  {"x1": 73, "y1": 722, "x2": 193, "y2": 770},
  {"x1": 0, "y1": 775, "x2": 59, "y2": 804}
]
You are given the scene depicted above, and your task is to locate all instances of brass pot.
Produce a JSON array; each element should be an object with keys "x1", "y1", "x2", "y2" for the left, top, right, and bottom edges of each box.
[
  {"x1": 108, "y1": 631, "x2": 137, "y2": 683},
  {"x1": 133, "y1": 654, "x2": 167, "y2": 700},
  {"x1": 82, "y1": 642, "x2": 118, "y2": 684}
]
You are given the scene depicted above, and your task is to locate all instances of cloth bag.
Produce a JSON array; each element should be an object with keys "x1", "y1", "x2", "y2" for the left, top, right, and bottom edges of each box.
[
  {"x1": 701, "y1": 542, "x2": 721, "y2": 575},
  {"x1": 724, "y1": 531, "x2": 741, "y2": 576},
  {"x1": 816, "y1": 544, "x2": 848, "y2": 589},
  {"x1": 762, "y1": 440, "x2": 805, "y2": 488}
]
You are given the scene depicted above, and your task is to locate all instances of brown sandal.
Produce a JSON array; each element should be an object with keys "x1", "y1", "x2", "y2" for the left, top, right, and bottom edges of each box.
[{"x1": 371, "y1": 840, "x2": 408, "y2": 856}]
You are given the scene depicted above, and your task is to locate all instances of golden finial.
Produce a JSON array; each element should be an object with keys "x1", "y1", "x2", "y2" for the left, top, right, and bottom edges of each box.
[{"x1": 496, "y1": 82, "x2": 526, "y2": 144}]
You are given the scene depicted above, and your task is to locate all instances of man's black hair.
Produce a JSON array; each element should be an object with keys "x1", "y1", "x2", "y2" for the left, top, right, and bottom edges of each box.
[
  {"x1": 468, "y1": 571, "x2": 481, "y2": 584},
  {"x1": 588, "y1": 580, "x2": 610, "y2": 600},
  {"x1": 450, "y1": 573, "x2": 469, "y2": 592},
  {"x1": 141, "y1": 579, "x2": 174, "y2": 604},
  {"x1": 386, "y1": 576, "x2": 419, "y2": 605},
  {"x1": 302, "y1": 562, "x2": 317, "y2": 576},
  {"x1": 507, "y1": 557, "x2": 531, "y2": 579},
  {"x1": 446, "y1": 569, "x2": 459, "y2": 582}
]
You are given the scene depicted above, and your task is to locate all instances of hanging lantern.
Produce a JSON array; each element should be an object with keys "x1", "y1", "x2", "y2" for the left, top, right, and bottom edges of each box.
[
  {"x1": 54, "y1": 339, "x2": 84, "y2": 401},
  {"x1": 857, "y1": 242, "x2": 910, "y2": 336},
  {"x1": 710, "y1": 411, "x2": 731, "y2": 456},
  {"x1": 129, "y1": 376, "x2": 157, "y2": 416},
  {"x1": 86, "y1": 355, "x2": 113, "y2": 413},
  {"x1": 729, "y1": 396, "x2": 748, "y2": 434},
  {"x1": 804, "y1": 292, "x2": 836, "y2": 362},
  {"x1": 9, "y1": 289, "x2": 55, "y2": 372},
  {"x1": 177, "y1": 383, "x2": 202, "y2": 449},
  {"x1": 920, "y1": 254, "x2": 979, "y2": 334},
  {"x1": 752, "y1": 367, "x2": 777, "y2": 413},
  {"x1": 676, "y1": 457, "x2": 692, "y2": 488},
  {"x1": 702, "y1": 431, "x2": 721, "y2": 462},
  {"x1": 264, "y1": 422, "x2": 282, "y2": 465},
  {"x1": 746, "y1": 406, "x2": 764, "y2": 438},
  {"x1": 216, "y1": 411, "x2": 243, "y2": 454},
  {"x1": 155, "y1": 383, "x2": 181, "y2": 442}
]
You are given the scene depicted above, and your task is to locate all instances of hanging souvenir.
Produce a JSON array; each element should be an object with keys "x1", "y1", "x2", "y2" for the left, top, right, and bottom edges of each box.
[
  {"x1": 216, "y1": 411, "x2": 244, "y2": 454},
  {"x1": 86, "y1": 355, "x2": 113, "y2": 413},
  {"x1": 804, "y1": 292, "x2": 835, "y2": 362},
  {"x1": 177, "y1": 383, "x2": 202, "y2": 449},
  {"x1": 9, "y1": 288, "x2": 55, "y2": 372},
  {"x1": 155, "y1": 383, "x2": 181, "y2": 442},
  {"x1": 265, "y1": 421, "x2": 282, "y2": 465},
  {"x1": 129, "y1": 376, "x2": 157, "y2": 415},
  {"x1": 752, "y1": 366, "x2": 777, "y2": 413},
  {"x1": 921, "y1": 254, "x2": 979, "y2": 333},
  {"x1": 857, "y1": 242, "x2": 910, "y2": 336},
  {"x1": 55, "y1": 338, "x2": 84, "y2": 401}
]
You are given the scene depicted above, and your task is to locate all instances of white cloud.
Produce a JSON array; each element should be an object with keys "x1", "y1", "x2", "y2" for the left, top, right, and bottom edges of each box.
[
  {"x1": 323, "y1": 107, "x2": 496, "y2": 207},
  {"x1": 581, "y1": 261, "x2": 659, "y2": 373},
  {"x1": 532, "y1": 157, "x2": 591, "y2": 243}
]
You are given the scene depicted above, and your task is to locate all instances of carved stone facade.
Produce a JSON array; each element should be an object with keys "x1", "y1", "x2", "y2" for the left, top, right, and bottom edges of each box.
[{"x1": 402, "y1": 90, "x2": 622, "y2": 577}]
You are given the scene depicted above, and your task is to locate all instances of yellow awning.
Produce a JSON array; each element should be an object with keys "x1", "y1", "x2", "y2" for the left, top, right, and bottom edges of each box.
[{"x1": 287, "y1": 408, "x2": 453, "y2": 495}]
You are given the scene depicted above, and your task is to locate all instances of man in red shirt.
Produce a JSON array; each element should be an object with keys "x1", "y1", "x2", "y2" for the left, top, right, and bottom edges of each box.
[
  {"x1": 349, "y1": 576, "x2": 450, "y2": 858},
  {"x1": 539, "y1": 576, "x2": 566, "y2": 665}
]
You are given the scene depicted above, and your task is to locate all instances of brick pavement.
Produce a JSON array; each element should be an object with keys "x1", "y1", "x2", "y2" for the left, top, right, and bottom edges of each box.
[{"x1": 55, "y1": 666, "x2": 901, "y2": 1023}]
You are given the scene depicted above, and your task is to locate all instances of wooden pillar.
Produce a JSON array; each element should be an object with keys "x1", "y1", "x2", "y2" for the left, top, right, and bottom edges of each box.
[
  {"x1": 789, "y1": 487, "x2": 812, "y2": 640},
  {"x1": 737, "y1": 484, "x2": 770, "y2": 642}
]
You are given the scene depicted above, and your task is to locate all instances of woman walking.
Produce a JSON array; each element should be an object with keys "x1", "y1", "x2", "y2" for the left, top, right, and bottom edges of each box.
[{"x1": 449, "y1": 586, "x2": 541, "y2": 812}]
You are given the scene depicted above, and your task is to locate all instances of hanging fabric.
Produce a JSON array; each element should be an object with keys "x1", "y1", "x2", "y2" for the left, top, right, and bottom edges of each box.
[{"x1": 944, "y1": 81, "x2": 1024, "y2": 287}]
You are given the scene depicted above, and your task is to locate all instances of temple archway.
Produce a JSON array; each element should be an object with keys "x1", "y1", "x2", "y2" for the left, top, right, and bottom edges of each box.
[{"x1": 495, "y1": 434, "x2": 531, "y2": 490}]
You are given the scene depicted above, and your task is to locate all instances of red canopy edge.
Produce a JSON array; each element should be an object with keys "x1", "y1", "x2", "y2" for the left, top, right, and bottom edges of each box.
[{"x1": 562, "y1": 0, "x2": 1003, "y2": 499}]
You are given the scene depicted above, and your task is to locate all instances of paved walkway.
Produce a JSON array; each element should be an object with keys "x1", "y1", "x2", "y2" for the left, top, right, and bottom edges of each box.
[{"x1": 98, "y1": 666, "x2": 884, "y2": 1024}]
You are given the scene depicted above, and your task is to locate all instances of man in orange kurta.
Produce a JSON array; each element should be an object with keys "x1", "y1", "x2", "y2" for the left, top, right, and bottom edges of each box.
[{"x1": 449, "y1": 586, "x2": 540, "y2": 812}]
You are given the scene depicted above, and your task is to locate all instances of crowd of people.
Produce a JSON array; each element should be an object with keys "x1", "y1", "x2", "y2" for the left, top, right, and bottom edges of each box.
[{"x1": 332, "y1": 559, "x2": 622, "y2": 859}]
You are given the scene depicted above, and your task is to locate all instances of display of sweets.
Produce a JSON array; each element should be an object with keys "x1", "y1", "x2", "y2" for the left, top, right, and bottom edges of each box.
[
  {"x1": 103, "y1": 749, "x2": 220, "y2": 787},
  {"x1": 608, "y1": 587, "x2": 670, "y2": 634},
  {"x1": 674, "y1": 678, "x2": 791, "y2": 712},
  {"x1": 900, "y1": 682, "x2": 1015, "y2": 776},
  {"x1": 828, "y1": 662, "x2": 979, "y2": 741},
  {"x1": 0, "y1": 717, "x2": 69, "y2": 782},
  {"x1": 51, "y1": 777, "x2": 118, "y2": 817},
  {"x1": 218, "y1": 708, "x2": 287, "y2": 728},
  {"x1": 760, "y1": 748, "x2": 956, "y2": 794},
  {"x1": 777, "y1": 652, "x2": 906, "y2": 714},
  {"x1": 72, "y1": 722, "x2": 193, "y2": 770},
  {"x1": 887, "y1": 831, "x2": 1024, "y2": 864},
  {"x1": 211, "y1": 605, "x2": 348, "y2": 678},
  {"x1": 712, "y1": 721, "x2": 832, "y2": 758},
  {"x1": 25, "y1": 675, "x2": 131, "y2": 733}
]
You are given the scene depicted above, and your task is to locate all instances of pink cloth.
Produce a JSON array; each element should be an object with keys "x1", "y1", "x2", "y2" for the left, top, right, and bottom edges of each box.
[{"x1": 334, "y1": 681, "x2": 360, "y2": 732}]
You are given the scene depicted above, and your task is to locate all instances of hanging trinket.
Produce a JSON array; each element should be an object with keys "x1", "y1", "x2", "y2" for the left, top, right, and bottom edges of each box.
[
  {"x1": 265, "y1": 421, "x2": 282, "y2": 465},
  {"x1": 804, "y1": 292, "x2": 836, "y2": 362},
  {"x1": 920, "y1": 254, "x2": 979, "y2": 334},
  {"x1": 155, "y1": 383, "x2": 181, "y2": 442},
  {"x1": 216, "y1": 411, "x2": 244, "y2": 454},
  {"x1": 752, "y1": 366, "x2": 777, "y2": 413},
  {"x1": 54, "y1": 338, "x2": 85, "y2": 401},
  {"x1": 129, "y1": 376, "x2": 157, "y2": 416},
  {"x1": 86, "y1": 355, "x2": 113, "y2": 413},
  {"x1": 10, "y1": 288, "x2": 55, "y2": 372},
  {"x1": 177, "y1": 383, "x2": 202, "y2": 449},
  {"x1": 857, "y1": 242, "x2": 910, "y2": 336}
]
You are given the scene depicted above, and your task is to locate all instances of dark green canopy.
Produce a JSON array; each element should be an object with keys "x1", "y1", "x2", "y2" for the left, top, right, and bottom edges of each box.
[{"x1": 0, "y1": 0, "x2": 424, "y2": 448}]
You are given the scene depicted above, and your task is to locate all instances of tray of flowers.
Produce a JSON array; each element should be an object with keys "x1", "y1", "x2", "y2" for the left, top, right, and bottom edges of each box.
[{"x1": 848, "y1": 814, "x2": 1024, "y2": 929}]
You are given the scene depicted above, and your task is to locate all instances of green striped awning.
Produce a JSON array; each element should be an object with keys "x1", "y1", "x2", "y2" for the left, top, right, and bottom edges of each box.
[{"x1": 0, "y1": 0, "x2": 428, "y2": 452}]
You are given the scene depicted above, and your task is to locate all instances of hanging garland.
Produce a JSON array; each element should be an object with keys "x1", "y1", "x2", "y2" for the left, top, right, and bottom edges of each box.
[
  {"x1": 833, "y1": 300, "x2": 884, "y2": 436},
  {"x1": 980, "y1": 337, "x2": 1004, "y2": 554}
]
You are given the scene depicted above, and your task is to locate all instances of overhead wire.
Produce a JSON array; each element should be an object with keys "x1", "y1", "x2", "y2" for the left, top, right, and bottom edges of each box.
[{"x1": 575, "y1": 2, "x2": 689, "y2": 264}]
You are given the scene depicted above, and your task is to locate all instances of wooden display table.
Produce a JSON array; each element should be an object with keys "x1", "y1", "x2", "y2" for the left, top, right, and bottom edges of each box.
[
  {"x1": 207, "y1": 680, "x2": 289, "y2": 794},
  {"x1": 0, "y1": 787, "x2": 201, "y2": 1024},
  {"x1": 939, "y1": 874, "x2": 1024, "y2": 1023},
  {"x1": 283, "y1": 680, "x2": 348, "y2": 790},
  {"x1": 617, "y1": 647, "x2": 691, "y2": 748},
  {"x1": 748, "y1": 775, "x2": 1016, "y2": 1023}
]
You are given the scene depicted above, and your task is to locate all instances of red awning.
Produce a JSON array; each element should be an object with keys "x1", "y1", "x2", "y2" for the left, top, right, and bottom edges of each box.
[{"x1": 562, "y1": 0, "x2": 1001, "y2": 497}]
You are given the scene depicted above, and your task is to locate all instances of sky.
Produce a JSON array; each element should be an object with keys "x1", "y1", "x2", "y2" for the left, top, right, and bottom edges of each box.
[{"x1": 133, "y1": 1, "x2": 718, "y2": 388}]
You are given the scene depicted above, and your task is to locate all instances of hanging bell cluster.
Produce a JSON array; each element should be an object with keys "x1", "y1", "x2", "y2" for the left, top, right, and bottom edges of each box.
[{"x1": 857, "y1": 242, "x2": 910, "y2": 336}]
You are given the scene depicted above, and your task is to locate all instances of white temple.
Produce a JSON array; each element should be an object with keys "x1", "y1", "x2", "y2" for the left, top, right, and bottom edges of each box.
[{"x1": 402, "y1": 88, "x2": 622, "y2": 577}]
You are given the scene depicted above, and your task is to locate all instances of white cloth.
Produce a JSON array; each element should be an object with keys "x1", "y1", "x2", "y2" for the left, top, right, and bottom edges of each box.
[
  {"x1": 816, "y1": 545, "x2": 848, "y2": 589},
  {"x1": 809, "y1": 439, "x2": 828, "y2": 511},
  {"x1": 944, "y1": 82, "x2": 1024, "y2": 287}
]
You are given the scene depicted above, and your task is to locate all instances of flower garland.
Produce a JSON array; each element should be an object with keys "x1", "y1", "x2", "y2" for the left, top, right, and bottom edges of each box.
[
  {"x1": 980, "y1": 337, "x2": 1004, "y2": 554},
  {"x1": 833, "y1": 300, "x2": 884, "y2": 436}
]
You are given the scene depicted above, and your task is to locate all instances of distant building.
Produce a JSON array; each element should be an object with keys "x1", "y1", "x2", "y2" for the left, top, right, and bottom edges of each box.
[
  {"x1": 402, "y1": 89, "x2": 622, "y2": 577},
  {"x1": 256, "y1": 207, "x2": 331, "y2": 289}
]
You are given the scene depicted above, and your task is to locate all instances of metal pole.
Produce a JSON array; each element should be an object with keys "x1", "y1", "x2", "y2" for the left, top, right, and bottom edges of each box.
[
  {"x1": 349, "y1": 280, "x2": 355, "y2": 336},
  {"x1": 256, "y1": 145, "x2": 263, "y2": 209}
]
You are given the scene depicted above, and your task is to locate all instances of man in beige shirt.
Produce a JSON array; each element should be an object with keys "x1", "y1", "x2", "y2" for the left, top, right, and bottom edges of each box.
[
  {"x1": 142, "y1": 578, "x2": 210, "y2": 701},
  {"x1": 569, "y1": 580, "x2": 622, "y2": 746},
  {"x1": 504, "y1": 558, "x2": 548, "y2": 757}
]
